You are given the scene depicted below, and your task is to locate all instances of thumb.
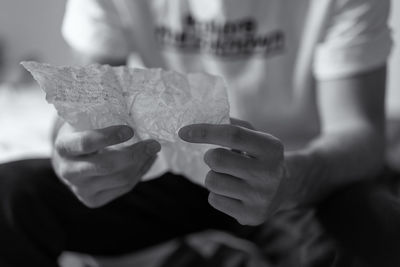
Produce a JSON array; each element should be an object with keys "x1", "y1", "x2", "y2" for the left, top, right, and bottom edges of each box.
[
  {"x1": 128, "y1": 139, "x2": 161, "y2": 161},
  {"x1": 230, "y1": 118, "x2": 255, "y2": 130}
]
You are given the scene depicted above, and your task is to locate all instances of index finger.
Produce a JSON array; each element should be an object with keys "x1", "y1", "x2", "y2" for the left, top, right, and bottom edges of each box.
[
  {"x1": 55, "y1": 125, "x2": 134, "y2": 157},
  {"x1": 179, "y1": 124, "x2": 281, "y2": 158}
]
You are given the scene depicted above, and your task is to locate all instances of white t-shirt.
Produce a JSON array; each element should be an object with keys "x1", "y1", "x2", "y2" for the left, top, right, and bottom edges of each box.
[{"x1": 62, "y1": 0, "x2": 392, "y2": 183}]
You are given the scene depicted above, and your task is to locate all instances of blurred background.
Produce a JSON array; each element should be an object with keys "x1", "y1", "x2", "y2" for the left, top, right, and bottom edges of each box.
[{"x1": 0, "y1": 0, "x2": 71, "y2": 163}]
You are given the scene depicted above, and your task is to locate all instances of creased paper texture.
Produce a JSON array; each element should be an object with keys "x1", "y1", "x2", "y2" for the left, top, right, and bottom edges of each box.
[{"x1": 22, "y1": 61, "x2": 230, "y2": 184}]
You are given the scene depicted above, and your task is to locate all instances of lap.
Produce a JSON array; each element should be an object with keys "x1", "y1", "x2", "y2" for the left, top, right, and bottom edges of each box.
[
  {"x1": 5, "y1": 158, "x2": 399, "y2": 266},
  {"x1": 0, "y1": 158, "x2": 241, "y2": 256},
  {"x1": 316, "y1": 168, "x2": 400, "y2": 267}
]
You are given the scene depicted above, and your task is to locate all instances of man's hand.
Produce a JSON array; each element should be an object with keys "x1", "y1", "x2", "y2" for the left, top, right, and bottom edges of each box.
[
  {"x1": 52, "y1": 123, "x2": 161, "y2": 208},
  {"x1": 179, "y1": 123, "x2": 287, "y2": 226}
]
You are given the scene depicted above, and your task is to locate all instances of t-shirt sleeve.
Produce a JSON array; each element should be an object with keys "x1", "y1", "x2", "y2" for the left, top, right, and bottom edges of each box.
[
  {"x1": 313, "y1": 0, "x2": 393, "y2": 80},
  {"x1": 62, "y1": 0, "x2": 130, "y2": 60}
]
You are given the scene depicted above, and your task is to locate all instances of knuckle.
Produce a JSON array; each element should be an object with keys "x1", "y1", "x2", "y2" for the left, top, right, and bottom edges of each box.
[
  {"x1": 123, "y1": 182, "x2": 135, "y2": 193},
  {"x1": 243, "y1": 121, "x2": 254, "y2": 130},
  {"x1": 208, "y1": 192, "x2": 219, "y2": 207},
  {"x1": 59, "y1": 164, "x2": 76, "y2": 180},
  {"x1": 74, "y1": 189, "x2": 98, "y2": 208},
  {"x1": 54, "y1": 139, "x2": 70, "y2": 156},
  {"x1": 204, "y1": 171, "x2": 217, "y2": 190},
  {"x1": 204, "y1": 149, "x2": 225, "y2": 168},
  {"x1": 78, "y1": 135, "x2": 93, "y2": 152},
  {"x1": 243, "y1": 211, "x2": 264, "y2": 226},
  {"x1": 247, "y1": 217, "x2": 264, "y2": 226},
  {"x1": 57, "y1": 163, "x2": 67, "y2": 178},
  {"x1": 82, "y1": 198, "x2": 101, "y2": 208},
  {"x1": 269, "y1": 136, "x2": 284, "y2": 154},
  {"x1": 54, "y1": 139, "x2": 64, "y2": 153},
  {"x1": 75, "y1": 187, "x2": 92, "y2": 200},
  {"x1": 226, "y1": 127, "x2": 242, "y2": 144},
  {"x1": 236, "y1": 216, "x2": 249, "y2": 226},
  {"x1": 79, "y1": 190, "x2": 111, "y2": 209},
  {"x1": 233, "y1": 211, "x2": 251, "y2": 225},
  {"x1": 119, "y1": 186, "x2": 132, "y2": 196},
  {"x1": 254, "y1": 211, "x2": 267, "y2": 225},
  {"x1": 231, "y1": 118, "x2": 254, "y2": 130}
]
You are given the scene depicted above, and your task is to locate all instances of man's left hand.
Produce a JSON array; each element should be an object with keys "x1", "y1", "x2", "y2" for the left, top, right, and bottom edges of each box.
[{"x1": 179, "y1": 123, "x2": 287, "y2": 226}]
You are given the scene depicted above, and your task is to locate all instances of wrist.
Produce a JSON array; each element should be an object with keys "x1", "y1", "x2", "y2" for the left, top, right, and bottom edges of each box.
[
  {"x1": 281, "y1": 149, "x2": 327, "y2": 208},
  {"x1": 268, "y1": 163, "x2": 298, "y2": 215}
]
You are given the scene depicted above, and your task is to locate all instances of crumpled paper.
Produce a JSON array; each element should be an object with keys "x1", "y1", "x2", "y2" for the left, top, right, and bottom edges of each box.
[{"x1": 22, "y1": 61, "x2": 230, "y2": 184}]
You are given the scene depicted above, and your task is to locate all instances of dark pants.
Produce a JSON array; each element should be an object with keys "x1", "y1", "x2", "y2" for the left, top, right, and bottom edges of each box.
[
  {"x1": 0, "y1": 159, "x2": 400, "y2": 267},
  {"x1": 316, "y1": 168, "x2": 400, "y2": 267},
  {"x1": 0, "y1": 159, "x2": 251, "y2": 267}
]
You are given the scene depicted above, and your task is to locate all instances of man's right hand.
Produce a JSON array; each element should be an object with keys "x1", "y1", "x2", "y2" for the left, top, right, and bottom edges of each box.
[{"x1": 52, "y1": 123, "x2": 161, "y2": 208}]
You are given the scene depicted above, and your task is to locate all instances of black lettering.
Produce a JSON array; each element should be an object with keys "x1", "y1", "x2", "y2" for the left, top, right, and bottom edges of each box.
[
  {"x1": 240, "y1": 19, "x2": 256, "y2": 33},
  {"x1": 175, "y1": 32, "x2": 187, "y2": 45},
  {"x1": 156, "y1": 14, "x2": 285, "y2": 58},
  {"x1": 223, "y1": 22, "x2": 238, "y2": 35},
  {"x1": 243, "y1": 38, "x2": 258, "y2": 52},
  {"x1": 186, "y1": 15, "x2": 195, "y2": 26}
]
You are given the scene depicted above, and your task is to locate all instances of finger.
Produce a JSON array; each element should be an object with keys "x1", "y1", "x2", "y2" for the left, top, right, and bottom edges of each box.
[
  {"x1": 179, "y1": 124, "x2": 282, "y2": 158},
  {"x1": 205, "y1": 171, "x2": 252, "y2": 201},
  {"x1": 204, "y1": 148, "x2": 261, "y2": 179},
  {"x1": 55, "y1": 125, "x2": 134, "y2": 157},
  {"x1": 136, "y1": 154, "x2": 158, "y2": 178},
  {"x1": 89, "y1": 155, "x2": 157, "y2": 196},
  {"x1": 84, "y1": 139, "x2": 159, "y2": 176},
  {"x1": 78, "y1": 170, "x2": 135, "y2": 195},
  {"x1": 90, "y1": 156, "x2": 157, "y2": 207},
  {"x1": 84, "y1": 185, "x2": 133, "y2": 208},
  {"x1": 230, "y1": 118, "x2": 254, "y2": 130},
  {"x1": 97, "y1": 186, "x2": 132, "y2": 207},
  {"x1": 60, "y1": 140, "x2": 160, "y2": 179},
  {"x1": 229, "y1": 118, "x2": 255, "y2": 156},
  {"x1": 208, "y1": 192, "x2": 247, "y2": 224},
  {"x1": 68, "y1": 155, "x2": 158, "y2": 208}
]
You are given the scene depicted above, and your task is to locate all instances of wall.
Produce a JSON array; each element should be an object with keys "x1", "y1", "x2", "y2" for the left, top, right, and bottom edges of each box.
[{"x1": 0, "y1": 0, "x2": 72, "y2": 71}]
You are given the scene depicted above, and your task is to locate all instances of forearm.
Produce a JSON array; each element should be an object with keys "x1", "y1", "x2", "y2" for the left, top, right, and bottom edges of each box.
[
  {"x1": 279, "y1": 67, "x2": 387, "y2": 207},
  {"x1": 283, "y1": 125, "x2": 385, "y2": 206}
]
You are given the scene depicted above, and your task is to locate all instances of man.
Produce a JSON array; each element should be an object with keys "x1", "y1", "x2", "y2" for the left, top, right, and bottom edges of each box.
[{"x1": 0, "y1": 0, "x2": 393, "y2": 266}]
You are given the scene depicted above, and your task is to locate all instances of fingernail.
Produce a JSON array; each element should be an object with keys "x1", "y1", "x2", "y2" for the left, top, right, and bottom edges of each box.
[
  {"x1": 119, "y1": 127, "x2": 133, "y2": 140},
  {"x1": 178, "y1": 127, "x2": 191, "y2": 139},
  {"x1": 146, "y1": 141, "x2": 161, "y2": 155}
]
